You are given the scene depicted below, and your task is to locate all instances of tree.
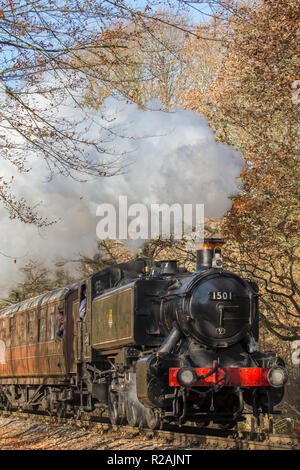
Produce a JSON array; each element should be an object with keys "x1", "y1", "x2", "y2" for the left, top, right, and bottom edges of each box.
[
  {"x1": 0, "y1": 259, "x2": 76, "y2": 308},
  {"x1": 82, "y1": 10, "x2": 223, "y2": 110},
  {"x1": 76, "y1": 240, "x2": 133, "y2": 277},
  {"x1": 83, "y1": 11, "x2": 194, "y2": 110},
  {"x1": 0, "y1": 1, "x2": 198, "y2": 225},
  {"x1": 184, "y1": 0, "x2": 300, "y2": 340},
  {"x1": 73, "y1": 217, "x2": 222, "y2": 277},
  {"x1": 0, "y1": 260, "x2": 53, "y2": 307},
  {"x1": 0, "y1": 1, "x2": 227, "y2": 226},
  {"x1": 0, "y1": 1, "x2": 122, "y2": 224}
]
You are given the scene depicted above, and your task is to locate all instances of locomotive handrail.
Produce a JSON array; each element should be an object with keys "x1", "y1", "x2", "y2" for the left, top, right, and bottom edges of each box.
[{"x1": 196, "y1": 360, "x2": 219, "y2": 380}]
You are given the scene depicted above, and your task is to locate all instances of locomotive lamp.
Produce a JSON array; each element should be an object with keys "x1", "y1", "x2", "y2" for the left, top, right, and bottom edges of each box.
[
  {"x1": 196, "y1": 238, "x2": 225, "y2": 271},
  {"x1": 267, "y1": 366, "x2": 288, "y2": 388},
  {"x1": 176, "y1": 367, "x2": 198, "y2": 387}
]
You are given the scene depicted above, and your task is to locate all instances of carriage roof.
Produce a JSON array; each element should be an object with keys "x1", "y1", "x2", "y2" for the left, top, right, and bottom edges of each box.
[{"x1": 0, "y1": 282, "x2": 79, "y2": 318}]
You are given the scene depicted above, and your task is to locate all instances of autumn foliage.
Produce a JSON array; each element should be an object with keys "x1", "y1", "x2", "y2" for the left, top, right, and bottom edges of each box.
[{"x1": 184, "y1": 0, "x2": 300, "y2": 340}]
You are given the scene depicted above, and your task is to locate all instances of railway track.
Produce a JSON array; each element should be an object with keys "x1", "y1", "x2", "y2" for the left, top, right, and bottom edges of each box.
[{"x1": 0, "y1": 408, "x2": 299, "y2": 450}]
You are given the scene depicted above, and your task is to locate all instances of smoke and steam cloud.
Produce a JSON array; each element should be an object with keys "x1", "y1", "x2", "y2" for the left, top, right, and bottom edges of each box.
[{"x1": 0, "y1": 97, "x2": 243, "y2": 295}]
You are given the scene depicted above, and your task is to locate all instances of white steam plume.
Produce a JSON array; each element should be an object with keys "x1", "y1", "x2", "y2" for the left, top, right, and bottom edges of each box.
[{"x1": 0, "y1": 97, "x2": 243, "y2": 295}]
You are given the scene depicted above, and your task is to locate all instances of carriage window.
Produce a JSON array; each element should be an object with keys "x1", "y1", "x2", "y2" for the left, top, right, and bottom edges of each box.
[
  {"x1": 28, "y1": 312, "x2": 35, "y2": 343},
  {"x1": 38, "y1": 309, "x2": 47, "y2": 342},
  {"x1": 19, "y1": 314, "x2": 25, "y2": 345},
  {"x1": 50, "y1": 305, "x2": 55, "y2": 340},
  {"x1": 0, "y1": 320, "x2": 6, "y2": 341},
  {"x1": 9, "y1": 316, "x2": 16, "y2": 347}
]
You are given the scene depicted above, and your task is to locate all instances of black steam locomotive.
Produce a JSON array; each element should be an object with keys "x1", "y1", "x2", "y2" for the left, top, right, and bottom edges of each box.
[
  {"x1": 77, "y1": 238, "x2": 287, "y2": 428},
  {"x1": 0, "y1": 239, "x2": 287, "y2": 429}
]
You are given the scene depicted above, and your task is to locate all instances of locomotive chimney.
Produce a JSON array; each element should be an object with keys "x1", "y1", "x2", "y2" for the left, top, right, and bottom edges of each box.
[
  {"x1": 196, "y1": 238, "x2": 225, "y2": 271},
  {"x1": 160, "y1": 260, "x2": 178, "y2": 274}
]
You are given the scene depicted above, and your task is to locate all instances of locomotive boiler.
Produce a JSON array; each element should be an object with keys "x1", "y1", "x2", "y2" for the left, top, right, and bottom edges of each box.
[{"x1": 0, "y1": 239, "x2": 287, "y2": 429}]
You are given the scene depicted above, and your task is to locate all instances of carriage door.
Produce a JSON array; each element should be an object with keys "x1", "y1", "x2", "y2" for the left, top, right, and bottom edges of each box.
[
  {"x1": 73, "y1": 293, "x2": 80, "y2": 363},
  {"x1": 74, "y1": 281, "x2": 92, "y2": 363}
]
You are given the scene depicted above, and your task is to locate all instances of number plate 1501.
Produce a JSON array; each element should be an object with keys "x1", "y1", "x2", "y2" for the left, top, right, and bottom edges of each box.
[{"x1": 209, "y1": 291, "x2": 233, "y2": 301}]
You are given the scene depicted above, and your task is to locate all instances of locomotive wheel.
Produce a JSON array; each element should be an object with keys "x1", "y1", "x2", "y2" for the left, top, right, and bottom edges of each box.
[
  {"x1": 108, "y1": 392, "x2": 121, "y2": 425},
  {"x1": 219, "y1": 421, "x2": 237, "y2": 430},
  {"x1": 144, "y1": 407, "x2": 160, "y2": 430},
  {"x1": 4, "y1": 399, "x2": 11, "y2": 411},
  {"x1": 198, "y1": 420, "x2": 210, "y2": 428},
  {"x1": 126, "y1": 402, "x2": 139, "y2": 427}
]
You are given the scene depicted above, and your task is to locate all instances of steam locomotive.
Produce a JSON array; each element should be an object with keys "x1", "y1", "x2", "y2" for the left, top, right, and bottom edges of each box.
[{"x1": 0, "y1": 239, "x2": 287, "y2": 429}]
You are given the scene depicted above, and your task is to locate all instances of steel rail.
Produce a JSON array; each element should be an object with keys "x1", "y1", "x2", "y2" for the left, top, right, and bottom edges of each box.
[{"x1": 0, "y1": 408, "x2": 299, "y2": 450}]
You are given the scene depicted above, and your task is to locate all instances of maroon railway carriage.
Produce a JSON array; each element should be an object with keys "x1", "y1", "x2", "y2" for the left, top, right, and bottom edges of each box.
[{"x1": 0, "y1": 285, "x2": 78, "y2": 415}]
